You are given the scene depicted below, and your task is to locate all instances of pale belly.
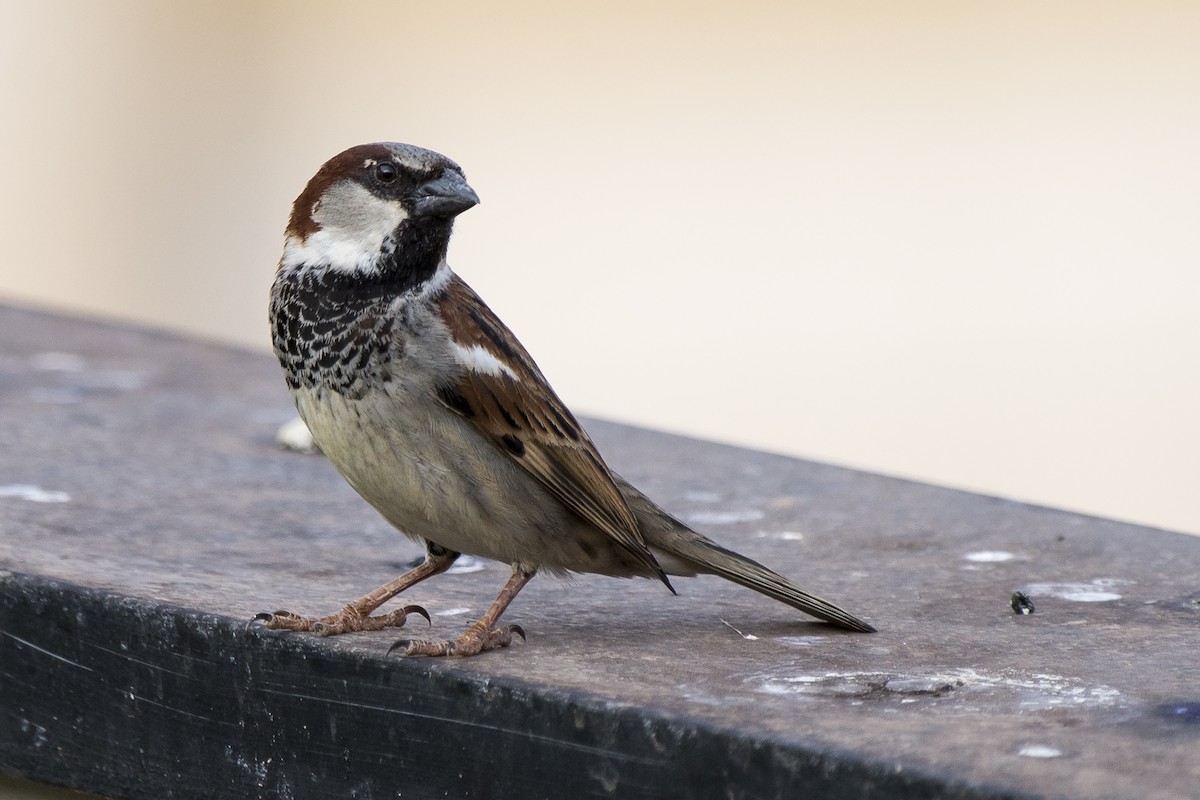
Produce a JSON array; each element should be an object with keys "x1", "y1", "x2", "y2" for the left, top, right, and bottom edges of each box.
[{"x1": 291, "y1": 383, "x2": 639, "y2": 578}]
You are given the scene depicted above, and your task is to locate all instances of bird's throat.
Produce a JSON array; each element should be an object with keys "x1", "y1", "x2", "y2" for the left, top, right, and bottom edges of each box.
[{"x1": 377, "y1": 217, "x2": 455, "y2": 295}]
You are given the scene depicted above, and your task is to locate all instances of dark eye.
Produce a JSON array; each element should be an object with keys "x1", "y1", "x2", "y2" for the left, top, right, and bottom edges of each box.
[{"x1": 374, "y1": 162, "x2": 398, "y2": 184}]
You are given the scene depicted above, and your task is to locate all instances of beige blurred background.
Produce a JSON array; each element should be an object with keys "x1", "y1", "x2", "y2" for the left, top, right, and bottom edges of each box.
[{"x1": 2, "y1": 0, "x2": 1198, "y2": 543}]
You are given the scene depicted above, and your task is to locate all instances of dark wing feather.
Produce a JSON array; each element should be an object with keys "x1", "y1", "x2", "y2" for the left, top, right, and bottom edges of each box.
[{"x1": 436, "y1": 276, "x2": 671, "y2": 588}]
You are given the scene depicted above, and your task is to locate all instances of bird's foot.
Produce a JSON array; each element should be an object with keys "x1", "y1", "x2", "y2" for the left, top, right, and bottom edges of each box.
[
  {"x1": 388, "y1": 622, "x2": 526, "y2": 657},
  {"x1": 253, "y1": 604, "x2": 430, "y2": 636}
]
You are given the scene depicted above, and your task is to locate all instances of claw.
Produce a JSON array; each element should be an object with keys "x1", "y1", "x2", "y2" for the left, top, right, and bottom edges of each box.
[
  {"x1": 508, "y1": 624, "x2": 526, "y2": 643},
  {"x1": 247, "y1": 612, "x2": 274, "y2": 632},
  {"x1": 386, "y1": 639, "x2": 410, "y2": 657},
  {"x1": 404, "y1": 605, "x2": 431, "y2": 626}
]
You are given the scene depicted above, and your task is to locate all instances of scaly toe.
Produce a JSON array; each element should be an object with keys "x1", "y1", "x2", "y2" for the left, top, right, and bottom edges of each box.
[
  {"x1": 311, "y1": 610, "x2": 365, "y2": 636},
  {"x1": 388, "y1": 624, "x2": 526, "y2": 658},
  {"x1": 254, "y1": 610, "x2": 318, "y2": 632},
  {"x1": 256, "y1": 605, "x2": 433, "y2": 637},
  {"x1": 312, "y1": 618, "x2": 349, "y2": 636},
  {"x1": 322, "y1": 604, "x2": 430, "y2": 635}
]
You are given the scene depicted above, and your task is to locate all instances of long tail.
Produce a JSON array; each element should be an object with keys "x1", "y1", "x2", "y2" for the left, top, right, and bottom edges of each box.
[
  {"x1": 616, "y1": 475, "x2": 875, "y2": 632},
  {"x1": 665, "y1": 536, "x2": 876, "y2": 633}
]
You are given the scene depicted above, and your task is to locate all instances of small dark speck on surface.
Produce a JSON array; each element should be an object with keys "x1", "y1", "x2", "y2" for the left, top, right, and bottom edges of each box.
[{"x1": 1010, "y1": 591, "x2": 1035, "y2": 615}]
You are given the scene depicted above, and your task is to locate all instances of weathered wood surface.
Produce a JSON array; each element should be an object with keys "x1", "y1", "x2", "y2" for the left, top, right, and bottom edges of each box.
[{"x1": 0, "y1": 304, "x2": 1197, "y2": 800}]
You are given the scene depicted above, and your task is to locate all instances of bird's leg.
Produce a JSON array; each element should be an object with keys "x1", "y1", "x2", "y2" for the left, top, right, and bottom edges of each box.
[
  {"x1": 255, "y1": 543, "x2": 459, "y2": 636},
  {"x1": 390, "y1": 565, "x2": 535, "y2": 657}
]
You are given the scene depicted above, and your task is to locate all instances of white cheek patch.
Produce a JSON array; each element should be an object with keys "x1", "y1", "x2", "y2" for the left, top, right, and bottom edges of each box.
[
  {"x1": 283, "y1": 230, "x2": 378, "y2": 274},
  {"x1": 283, "y1": 180, "x2": 409, "y2": 274},
  {"x1": 451, "y1": 342, "x2": 520, "y2": 381}
]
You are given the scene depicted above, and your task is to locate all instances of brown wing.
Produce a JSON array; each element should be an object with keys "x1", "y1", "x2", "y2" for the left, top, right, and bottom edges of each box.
[{"x1": 435, "y1": 275, "x2": 671, "y2": 588}]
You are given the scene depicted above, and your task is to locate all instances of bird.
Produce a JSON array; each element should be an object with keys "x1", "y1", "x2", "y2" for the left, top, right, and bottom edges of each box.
[{"x1": 259, "y1": 142, "x2": 875, "y2": 657}]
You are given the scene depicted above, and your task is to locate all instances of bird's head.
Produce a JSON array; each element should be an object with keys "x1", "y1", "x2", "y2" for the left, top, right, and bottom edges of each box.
[{"x1": 280, "y1": 142, "x2": 479, "y2": 282}]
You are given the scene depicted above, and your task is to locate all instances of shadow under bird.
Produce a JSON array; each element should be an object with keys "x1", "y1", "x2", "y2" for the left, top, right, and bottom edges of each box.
[{"x1": 260, "y1": 142, "x2": 875, "y2": 656}]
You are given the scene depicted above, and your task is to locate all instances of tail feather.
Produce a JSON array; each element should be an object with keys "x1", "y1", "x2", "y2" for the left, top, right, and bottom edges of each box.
[
  {"x1": 675, "y1": 538, "x2": 876, "y2": 633},
  {"x1": 615, "y1": 473, "x2": 875, "y2": 632}
]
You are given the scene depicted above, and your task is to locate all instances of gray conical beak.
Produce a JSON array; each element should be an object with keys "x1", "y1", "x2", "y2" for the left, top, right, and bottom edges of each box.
[{"x1": 411, "y1": 171, "x2": 480, "y2": 218}]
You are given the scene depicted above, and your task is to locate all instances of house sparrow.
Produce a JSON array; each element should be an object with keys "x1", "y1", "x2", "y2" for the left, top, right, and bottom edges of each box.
[{"x1": 260, "y1": 142, "x2": 874, "y2": 657}]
